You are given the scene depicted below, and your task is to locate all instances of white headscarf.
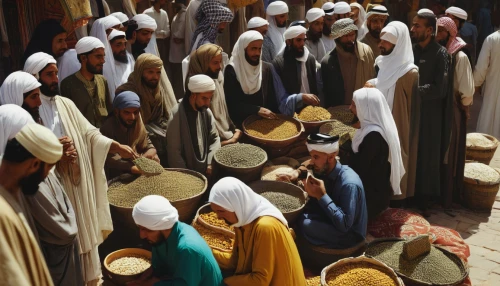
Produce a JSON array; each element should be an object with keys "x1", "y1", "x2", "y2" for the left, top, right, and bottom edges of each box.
[
  {"x1": 266, "y1": 1, "x2": 288, "y2": 55},
  {"x1": 350, "y1": 3, "x2": 367, "y2": 39},
  {"x1": 352, "y1": 88, "x2": 405, "y2": 195},
  {"x1": 188, "y1": 74, "x2": 216, "y2": 93},
  {"x1": 23, "y1": 52, "x2": 57, "y2": 80},
  {"x1": 110, "y1": 12, "x2": 129, "y2": 25},
  {"x1": 247, "y1": 17, "x2": 269, "y2": 29},
  {"x1": 16, "y1": 123, "x2": 63, "y2": 164},
  {"x1": 283, "y1": 26, "x2": 310, "y2": 92},
  {"x1": 57, "y1": 49, "x2": 81, "y2": 86},
  {"x1": 0, "y1": 71, "x2": 41, "y2": 106},
  {"x1": 209, "y1": 177, "x2": 288, "y2": 227},
  {"x1": 132, "y1": 195, "x2": 179, "y2": 230},
  {"x1": 370, "y1": 21, "x2": 417, "y2": 110},
  {"x1": 229, "y1": 31, "x2": 264, "y2": 94},
  {"x1": 132, "y1": 14, "x2": 159, "y2": 56},
  {"x1": 0, "y1": 104, "x2": 35, "y2": 158}
]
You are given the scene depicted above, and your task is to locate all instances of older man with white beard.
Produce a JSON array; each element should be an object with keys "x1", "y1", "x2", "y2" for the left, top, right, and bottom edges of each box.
[{"x1": 266, "y1": 1, "x2": 289, "y2": 57}]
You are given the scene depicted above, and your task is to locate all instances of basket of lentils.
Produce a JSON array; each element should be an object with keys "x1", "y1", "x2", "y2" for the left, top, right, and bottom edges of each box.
[
  {"x1": 104, "y1": 248, "x2": 152, "y2": 285},
  {"x1": 327, "y1": 105, "x2": 357, "y2": 125},
  {"x1": 248, "y1": 180, "x2": 307, "y2": 225},
  {"x1": 214, "y1": 143, "x2": 268, "y2": 183},
  {"x1": 242, "y1": 114, "x2": 304, "y2": 148}
]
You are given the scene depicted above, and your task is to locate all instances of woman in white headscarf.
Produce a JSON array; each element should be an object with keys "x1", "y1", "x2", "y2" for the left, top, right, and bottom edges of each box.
[
  {"x1": 208, "y1": 177, "x2": 306, "y2": 286},
  {"x1": 350, "y1": 2, "x2": 368, "y2": 40},
  {"x1": 349, "y1": 88, "x2": 405, "y2": 220}
]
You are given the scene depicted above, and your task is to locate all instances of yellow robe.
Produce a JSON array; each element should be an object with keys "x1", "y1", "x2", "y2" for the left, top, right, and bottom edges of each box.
[{"x1": 213, "y1": 216, "x2": 306, "y2": 286}]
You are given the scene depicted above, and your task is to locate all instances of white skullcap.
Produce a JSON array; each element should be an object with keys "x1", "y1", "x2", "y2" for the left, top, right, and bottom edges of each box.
[
  {"x1": 15, "y1": 123, "x2": 63, "y2": 164},
  {"x1": 266, "y1": 1, "x2": 288, "y2": 16},
  {"x1": 23, "y1": 52, "x2": 57, "y2": 80},
  {"x1": 110, "y1": 12, "x2": 129, "y2": 24},
  {"x1": 306, "y1": 8, "x2": 325, "y2": 23},
  {"x1": 418, "y1": 8, "x2": 435, "y2": 15},
  {"x1": 108, "y1": 29, "x2": 126, "y2": 41},
  {"x1": 188, "y1": 74, "x2": 216, "y2": 93},
  {"x1": 247, "y1": 17, "x2": 269, "y2": 29},
  {"x1": 284, "y1": 25, "x2": 307, "y2": 40},
  {"x1": 446, "y1": 6, "x2": 467, "y2": 20},
  {"x1": 334, "y1": 2, "x2": 351, "y2": 14},
  {"x1": 306, "y1": 141, "x2": 339, "y2": 154},
  {"x1": 380, "y1": 26, "x2": 398, "y2": 45},
  {"x1": 75, "y1": 36, "x2": 105, "y2": 55},
  {"x1": 322, "y1": 2, "x2": 335, "y2": 16},
  {"x1": 0, "y1": 71, "x2": 41, "y2": 106},
  {"x1": 132, "y1": 195, "x2": 179, "y2": 230},
  {"x1": 133, "y1": 14, "x2": 158, "y2": 31}
]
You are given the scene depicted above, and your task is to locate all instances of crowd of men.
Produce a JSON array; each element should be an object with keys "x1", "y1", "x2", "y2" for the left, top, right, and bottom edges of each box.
[{"x1": 0, "y1": 0, "x2": 499, "y2": 285}]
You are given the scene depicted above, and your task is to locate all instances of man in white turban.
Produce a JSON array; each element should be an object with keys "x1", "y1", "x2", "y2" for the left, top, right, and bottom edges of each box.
[
  {"x1": 110, "y1": 12, "x2": 129, "y2": 29},
  {"x1": 305, "y1": 8, "x2": 327, "y2": 64},
  {"x1": 130, "y1": 195, "x2": 223, "y2": 285},
  {"x1": 333, "y1": 1, "x2": 351, "y2": 20},
  {"x1": 321, "y1": 2, "x2": 336, "y2": 53},
  {"x1": 60, "y1": 36, "x2": 112, "y2": 128},
  {"x1": 247, "y1": 17, "x2": 275, "y2": 62},
  {"x1": 130, "y1": 14, "x2": 159, "y2": 59},
  {"x1": 144, "y1": 0, "x2": 171, "y2": 66},
  {"x1": 0, "y1": 71, "x2": 41, "y2": 121},
  {"x1": 167, "y1": 74, "x2": 221, "y2": 176},
  {"x1": 446, "y1": 6, "x2": 478, "y2": 67},
  {"x1": 266, "y1": 1, "x2": 289, "y2": 57},
  {"x1": 361, "y1": 5, "x2": 389, "y2": 57},
  {"x1": 365, "y1": 21, "x2": 419, "y2": 201},
  {"x1": 107, "y1": 29, "x2": 135, "y2": 101},
  {"x1": 209, "y1": 177, "x2": 305, "y2": 285}
]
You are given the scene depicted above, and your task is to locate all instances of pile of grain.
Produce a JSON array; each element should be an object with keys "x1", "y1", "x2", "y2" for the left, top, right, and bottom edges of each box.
[
  {"x1": 199, "y1": 212, "x2": 234, "y2": 232},
  {"x1": 366, "y1": 241, "x2": 464, "y2": 285},
  {"x1": 295, "y1": 106, "x2": 331, "y2": 122},
  {"x1": 328, "y1": 105, "x2": 356, "y2": 124},
  {"x1": 108, "y1": 170, "x2": 205, "y2": 208},
  {"x1": 305, "y1": 276, "x2": 320, "y2": 286},
  {"x1": 192, "y1": 221, "x2": 233, "y2": 251},
  {"x1": 260, "y1": 191, "x2": 303, "y2": 212},
  {"x1": 325, "y1": 262, "x2": 397, "y2": 286},
  {"x1": 133, "y1": 157, "x2": 163, "y2": 175},
  {"x1": 261, "y1": 164, "x2": 295, "y2": 181},
  {"x1": 466, "y1": 133, "x2": 496, "y2": 148},
  {"x1": 215, "y1": 144, "x2": 267, "y2": 168},
  {"x1": 464, "y1": 163, "x2": 500, "y2": 184},
  {"x1": 319, "y1": 120, "x2": 357, "y2": 145},
  {"x1": 246, "y1": 118, "x2": 299, "y2": 140},
  {"x1": 108, "y1": 256, "x2": 151, "y2": 275}
]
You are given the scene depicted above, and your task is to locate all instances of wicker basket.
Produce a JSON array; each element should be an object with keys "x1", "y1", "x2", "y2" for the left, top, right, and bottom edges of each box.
[
  {"x1": 195, "y1": 203, "x2": 235, "y2": 237},
  {"x1": 214, "y1": 144, "x2": 268, "y2": 183},
  {"x1": 465, "y1": 133, "x2": 499, "y2": 165},
  {"x1": 242, "y1": 114, "x2": 304, "y2": 148},
  {"x1": 248, "y1": 180, "x2": 307, "y2": 225},
  {"x1": 320, "y1": 256, "x2": 404, "y2": 286},
  {"x1": 463, "y1": 165, "x2": 500, "y2": 211},
  {"x1": 103, "y1": 248, "x2": 152, "y2": 285},
  {"x1": 295, "y1": 118, "x2": 335, "y2": 134}
]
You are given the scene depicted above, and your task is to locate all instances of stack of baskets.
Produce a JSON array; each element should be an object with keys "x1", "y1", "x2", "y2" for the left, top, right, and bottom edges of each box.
[{"x1": 463, "y1": 162, "x2": 500, "y2": 210}]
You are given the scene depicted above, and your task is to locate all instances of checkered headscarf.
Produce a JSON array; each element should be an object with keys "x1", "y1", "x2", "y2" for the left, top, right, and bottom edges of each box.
[
  {"x1": 437, "y1": 17, "x2": 466, "y2": 55},
  {"x1": 190, "y1": 0, "x2": 234, "y2": 51}
]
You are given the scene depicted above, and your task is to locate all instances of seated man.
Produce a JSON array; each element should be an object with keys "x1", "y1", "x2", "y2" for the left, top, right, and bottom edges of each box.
[
  {"x1": 100, "y1": 91, "x2": 158, "y2": 179},
  {"x1": 131, "y1": 195, "x2": 223, "y2": 285},
  {"x1": 209, "y1": 177, "x2": 306, "y2": 286},
  {"x1": 279, "y1": 134, "x2": 367, "y2": 248},
  {"x1": 167, "y1": 75, "x2": 220, "y2": 177}
]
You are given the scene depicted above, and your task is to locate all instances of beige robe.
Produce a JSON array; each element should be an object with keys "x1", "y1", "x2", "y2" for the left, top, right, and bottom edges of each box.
[{"x1": 361, "y1": 32, "x2": 381, "y2": 58}]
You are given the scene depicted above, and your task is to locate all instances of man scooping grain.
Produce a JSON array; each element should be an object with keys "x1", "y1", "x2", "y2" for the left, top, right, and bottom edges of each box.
[{"x1": 129, "y1": 195, "x2": 223, "y2": 285}]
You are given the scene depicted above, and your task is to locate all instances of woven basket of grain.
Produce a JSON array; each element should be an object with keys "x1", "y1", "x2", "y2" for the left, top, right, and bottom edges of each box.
[
  {"x1": 319, "y1": 120, "x2": 356, "y2": 146},
  {"x1": 214, "y1": 143, "x2": 268, "y2": 183},
  {"x1": 463, "y1": 163, "x2": 500, "y2": 210},
  {"x1": 294, "y1": 106, "x2": 334, "y2": 133},
  {"x1": 327, "y1": 105, "x2": 356, "y2": 125},
  {"x1": 104, "y1": 248, "x2": 152, "y2": 285},
  {"x1": 320, "y1": 256, "x2": 404, "y2": 286},
  {"x1": 242, "y1": 114, "x2": 304, "y2": 148},
  {"x1": 195, "y1": 203, "x2": 235, "y2": 237},
  {"x1": 261, "y1": 157, "x2": 300, "y2": 181},
  {"x1": 465, "y1": 133, "x2": 499, "y2": 165}
]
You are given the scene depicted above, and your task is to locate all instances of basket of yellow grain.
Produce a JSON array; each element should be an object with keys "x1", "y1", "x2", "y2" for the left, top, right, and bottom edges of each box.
[
  {"x1": 192, "y1": 204, "x2": 235, "y2": 252},
  {"x1": 195, "y1": 203, "x2": 235, "y2": 235},
  {"x1": 463, "y1": 162, "x2": 500, "y2": 210},
  {"x1": 466, "y1": 133, "x2": 499, "y2": 165},
  {"x1": 260, "y1": 157, "x2": 300, "y2": 182},
  {"x1": 104, "y1": 248, "x2": 152, "y2": 285},
  {"x1": 320, "y1": 256, "x2": 404, "y2": 286},
  {"x1": 242, "y1": 114, "x2": 304, "y2": 148},
  {"x1": 294, "y1": 106, "x2": 334, "y2": 132}
]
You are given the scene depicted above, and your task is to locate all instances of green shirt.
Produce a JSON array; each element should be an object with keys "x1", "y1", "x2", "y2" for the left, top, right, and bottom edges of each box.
[{"x1": 152, "y1": 222, "x2": 223, "y2": 286}]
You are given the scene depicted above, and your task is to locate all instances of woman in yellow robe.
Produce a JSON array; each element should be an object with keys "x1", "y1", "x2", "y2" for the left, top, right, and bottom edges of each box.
[{"x1": 209, "y1": 177, "x2": 306, "y2": 286}]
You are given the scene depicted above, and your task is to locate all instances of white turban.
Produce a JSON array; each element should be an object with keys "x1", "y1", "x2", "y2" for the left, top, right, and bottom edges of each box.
[
  {"x1": 334, "y1": 2, "x2": 351, "y2": 14},
  {"x1": 23, "y1": 52, "x2": 57, "y2": 80},
  {"x1": 110, "y1": 12, "x2": 129, "y2": 25},
  {"x1": 446, "y1": 6, "x2": 467, "y2": 20},
  {"x1": 0, "y1": 104, "x2": 35, "y2": 159},
  {"x1": 15, "y1": 123, "x2": 63, "y2": 164},
  {"x1": 100, "y1": 15, "x2": 121, "y2": 30},
  {"x1": 75, "y1": 36, "x2": 105, "y2": 55},
  {"x1": 229, "y1": 31, "x2": 264, "y2": 94},
  {"x1": 266, "y1": 1, "x2": 288, "y2": 16},
  {"x1": 247, "y1": 17, "x2": 269, "y2": 29},
  {"x1": 188, "y1": 74, "x2": 216, "y2": 93},
  {"x1": 132, "y1": 195, "x2": 179, "y2": 230},
  {"x1": 284, "y1": 25, "x2": 307, "y2": 40},
  {"x1": 0, "y1": 71, "x2": 41, "y2": 106},
  {"x1": 322, "y1": 2, "x2": 335, "y2": 16},
  {"x1": 133, "y1": 14, "x2": 157, "y2": 31},
  {"x1": 418, "y1": 8, "x2": 435, "y2": 15},
  {"x1": 209, "y1": 177, "x2": 288, "y2": 227},
  {"x1": 306, "y1": 141, "x2": 339, "y2": 154},
  {"x1": 306, "y1": 8, "x2": 325, "y2": 23},
  {"x1": 108, "y1": 29, "x2": 126, "y2": 41}
]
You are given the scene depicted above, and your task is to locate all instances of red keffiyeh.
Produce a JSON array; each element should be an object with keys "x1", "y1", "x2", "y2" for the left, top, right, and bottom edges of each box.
[{"x1": 438, "y1": 17, "x2": 467, "y2": 55}]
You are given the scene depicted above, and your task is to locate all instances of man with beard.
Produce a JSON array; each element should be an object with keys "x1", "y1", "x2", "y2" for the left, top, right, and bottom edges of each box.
[
  {"x1": 365, "y1": 22, "x2": 420, "y2": 203},
  {"x1": 321, "y1": 19, "x2": 375, "y2": 107},
  {"x1": 273, "y1": 26, "x2": 320, "y2": 99},
  {"x1": 108, "y1": 30, "x2": 135, "y2": 100},
  {"x1": 60, "y1": 37, "x2": 112, "y2": 128},
  {"x1": 0, "y1": 71, "x2": 42, "y2": 123},
  {"x1": 305, "y1": 8, "x2": 327, "y2": 65},
  {"x1": 322, "y1": 2, "x2": 336, "y2": 53},
  {"x1": 187, "y1": 44, "x2": 242, "y2": 146},
  {"x1": 411, "y1": 10, "x2": 451, "y2": 215},
  {"x1": 130, "y1": 14, "x2": 159, "y2": 59},
  {"x1": 361, "y1": 5, "x2": 389, "y2": 58},
  {"x1": 266, "y1": 1, "x2": 289, "y2": 57},
  {"x1": 0, "y1": 123, "x2": 63, "y2": 286},
  {"x1": 436, "y1": 17, "x2": 474, "y2": 209},
  {"x1": 167, "y1": 75, "x2": 221, "y2": 176},
  {"x1": 278, "y1": 133, "x2": 367, "y2": 249},
  {"x1": 130, "y1": 195, "x2": 223, "y2": 285},
  {"x1": 22, "y1": 19, "x2": 68, "y2": 65},
  {"x1": 247, "y1": 17, "x2": 275, "y2": 63},
  {"x1": 446, "y1": 6, "x2": 478, "y2": 68}
]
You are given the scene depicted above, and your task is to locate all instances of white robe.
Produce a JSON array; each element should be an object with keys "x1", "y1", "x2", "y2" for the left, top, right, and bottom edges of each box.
[
  {"x1": 474, "y1": 31, "x2": 500, "y2": 139},
  {"x1": 169, "y1": 7, "x2": 187, "y2": 63},
  {"x1": 107, "y1": 52, "x2": 135, "y2": 101},
  {"x1": 454, "y1": 51, "x2": 474, "y2": 106},
  {"x1": 322, "y1": 34, "x2": 336, "y2": 54},
  {"x1": 184, "y1": 0, "x2": 202, "y2": 55},
  {"x1": 305, "y1": 38, "x2": 326, "y2": 66}
]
